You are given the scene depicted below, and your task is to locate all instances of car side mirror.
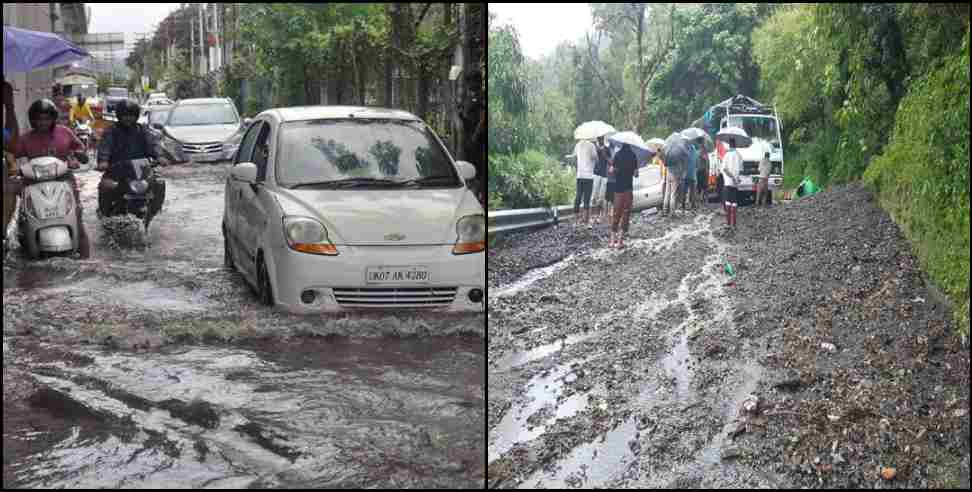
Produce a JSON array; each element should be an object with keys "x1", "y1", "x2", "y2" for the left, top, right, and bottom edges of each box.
[
  {"x1": 231, "y1": 162, "x2": 258, "y2": 184},
  {"x1": 456, "y1": 161, "x2": 477, "y2": 181},
  {"x1": 243, "y1": 118, "x2": 252, "y2": 128}
]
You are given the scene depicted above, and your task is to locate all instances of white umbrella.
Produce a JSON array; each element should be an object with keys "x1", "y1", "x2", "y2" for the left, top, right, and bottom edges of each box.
[
  {"x1": 608, "y1": 131, "x2": 656, "y2": 166},
  {"x1": 680, "y1": 127, "x2": 706, "y2": 140},
  {"x1": 574, "y1": 121, "x2": 617, "y2": 141},
  {"x1": 645, "y1": 137, "x2": 666, "y2": 151},
  {"x1": 681, "y1": 129, "x2": 714, "y2": 151},
  {"x1": 715, "y1": 127, "x2": 752, "y2": 148}
]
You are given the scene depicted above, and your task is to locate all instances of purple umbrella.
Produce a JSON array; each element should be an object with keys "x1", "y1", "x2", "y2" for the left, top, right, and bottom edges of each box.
[{"x1": 4, "y1": 26, "x2": 90, "y2": 75}]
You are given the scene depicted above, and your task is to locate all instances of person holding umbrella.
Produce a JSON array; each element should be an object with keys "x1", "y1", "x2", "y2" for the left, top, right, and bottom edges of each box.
[
  {"x1": 573, "y1": 121, "x2": 616, "y2": 229},
  {"x1": 606, "y1": 131, "x2": 653, "y2": 248},
  {"x1": 661, "y1": 132, "x2": 690, "y2": 217},
  {"x1": 608, "y1": 143, "x2": 638, "y2": 248},
  {"x1": 715, "y1": 127, "x2": 750, "y2": 232}
]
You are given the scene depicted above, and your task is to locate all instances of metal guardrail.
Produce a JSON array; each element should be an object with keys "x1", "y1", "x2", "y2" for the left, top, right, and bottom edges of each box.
[{"x1": 488, "y1": 188, "x2": 664, "y2": 237}]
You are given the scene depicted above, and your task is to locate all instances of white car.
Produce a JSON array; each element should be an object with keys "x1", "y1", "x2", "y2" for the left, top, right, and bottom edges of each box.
[{"x1": 222, "y1": 106, "x2": 486, "y2": 314}]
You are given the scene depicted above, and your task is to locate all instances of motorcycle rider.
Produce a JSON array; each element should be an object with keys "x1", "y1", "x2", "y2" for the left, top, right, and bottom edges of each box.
[
  {"x1": 69, "y1": 94, "x2": 95, "y2": 127},
  {"x1": 12, "y1": 99, "x2": 91, "y2": 258},
  {"x1": 96, "y1": 99, "x2": 162, "y2": 217}
]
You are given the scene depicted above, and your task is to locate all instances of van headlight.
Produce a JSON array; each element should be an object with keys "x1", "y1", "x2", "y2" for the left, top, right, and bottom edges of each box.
[
  {"x1": 453, "y1": 214, "x2": 485, "y2": 255},
  {"x1": 283, "y1": 216, "x2": 339, "y2": 256}
]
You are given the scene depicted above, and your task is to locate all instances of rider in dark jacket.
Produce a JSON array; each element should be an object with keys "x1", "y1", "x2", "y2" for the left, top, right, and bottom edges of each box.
[{"x1": 96, "y1": 99, "x2": 162, "y2": 216}]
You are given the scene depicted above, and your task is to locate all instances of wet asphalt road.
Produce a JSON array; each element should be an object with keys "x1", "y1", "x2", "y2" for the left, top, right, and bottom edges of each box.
[{"x1": 3, "y1": 163, "x2": 486, "y2": 488}]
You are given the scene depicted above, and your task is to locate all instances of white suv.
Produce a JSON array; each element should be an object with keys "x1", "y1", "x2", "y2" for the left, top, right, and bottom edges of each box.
[
  {"x1": 222, "y1": 106, "x2": 485, "y2": 314},
  {"x1": 158, "y1": 98, "x2": 250, "y2": 163}
]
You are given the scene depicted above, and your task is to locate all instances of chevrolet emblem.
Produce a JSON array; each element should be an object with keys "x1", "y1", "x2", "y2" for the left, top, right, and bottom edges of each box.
[{"x1": 385, "y1": 233, "x2": 406, "y2": 241}]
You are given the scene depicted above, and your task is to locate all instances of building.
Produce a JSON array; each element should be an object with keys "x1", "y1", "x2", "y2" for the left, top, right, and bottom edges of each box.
[{"x1": 3, "y1": 3, "x2": 90, "y2": 130}]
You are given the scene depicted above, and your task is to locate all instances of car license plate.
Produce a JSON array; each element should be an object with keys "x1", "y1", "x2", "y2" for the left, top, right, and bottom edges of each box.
[
  {"x1": 190, "y1": 152, "x2": 220, "y2": 162},
  {"x1": 41, "y1": 207, "x2": 62, "y2": 219},
  {"x1": 366, "y1": 266, "x2": 430, "y2": 284}
]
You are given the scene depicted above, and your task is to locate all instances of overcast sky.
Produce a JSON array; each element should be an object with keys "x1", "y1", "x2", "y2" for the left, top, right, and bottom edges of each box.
[
  {"x1": 488, "y1": 3, "x2": 594, "y2": 60},
  {"x1": 87, "y1": 3, "x2": 182, "y2": 46}
]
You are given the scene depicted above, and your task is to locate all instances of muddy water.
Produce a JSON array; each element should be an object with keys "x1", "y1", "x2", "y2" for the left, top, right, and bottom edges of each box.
[
  {"x1": 5, "y1": 336, "x2": 483, "y2": 488},
  {"x1": 4, "y1": 165, "x2": 485, "y2": 488},
  {"x1": 489, "y1": 210, "x2": 771, "y2": 488}
]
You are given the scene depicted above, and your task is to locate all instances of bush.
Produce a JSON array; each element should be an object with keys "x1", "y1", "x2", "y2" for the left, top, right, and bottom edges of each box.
[
  {"x1": 864, "y1": 26, "x2": 970, "y2": 337},
  {"x1": 488, "y1": 150, "x2": 575, "y2": 209}
]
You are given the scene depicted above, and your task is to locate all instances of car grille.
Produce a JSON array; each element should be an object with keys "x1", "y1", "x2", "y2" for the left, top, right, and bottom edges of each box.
[
  {"x1": 333, "y1": 287, "x2": 458, "y2": 308},
  {"x1": 182, "y1": 142, "x2": 223, "y2": 155}
]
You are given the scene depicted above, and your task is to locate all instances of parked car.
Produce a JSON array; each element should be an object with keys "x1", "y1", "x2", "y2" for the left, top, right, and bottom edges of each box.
[
  {"x1": 157, "y1": 98, "x2": 249, "y2": 164},
  {"x1": 144, "y1": 97, "x2": 174, "y2": 107},
  {"x1": 140, "y1": 105, "x2": 174, "y2": 137},
  {"x1": 104, "y1": 87, "x2": 130, "y2": 114},
  {"x1": 222, "y1": 106, "x2": 485, "y2": 314}
]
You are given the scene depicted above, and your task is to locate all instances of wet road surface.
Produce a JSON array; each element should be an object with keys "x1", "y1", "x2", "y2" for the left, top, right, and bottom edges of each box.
[{"x1": 4, "y1": 164, "x2": 485, "y2": 488}]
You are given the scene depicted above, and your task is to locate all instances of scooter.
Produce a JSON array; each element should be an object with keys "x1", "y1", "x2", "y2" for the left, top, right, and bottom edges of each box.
[
  {"x1": 16, "y1": 153, "x2": 89, "y2": 259},
  {"x1": 98, "y1": 158, "x2": 165, "y2": 231},
  {"x1": 73, "y1": 119, "x2": 93, "y2": 149}
]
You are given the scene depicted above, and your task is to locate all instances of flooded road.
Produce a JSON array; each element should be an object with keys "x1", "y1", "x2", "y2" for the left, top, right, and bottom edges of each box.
[{"x1": 4, "y1": 164, "x2": 485, "y2": 488}]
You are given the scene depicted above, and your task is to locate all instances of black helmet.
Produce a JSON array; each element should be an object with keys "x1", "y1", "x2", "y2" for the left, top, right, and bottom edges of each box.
[
  {"x1": 116, "y1": 99, "x2": 141, "y2": 118},
  {"x1": 28, "y1": 99, "x2": 59, "y2": 130},
  {"x1": 78, "y1": 94, "x2": 87, "y2": 105}
]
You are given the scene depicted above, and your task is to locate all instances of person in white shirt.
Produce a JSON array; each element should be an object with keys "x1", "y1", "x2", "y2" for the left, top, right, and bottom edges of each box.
[
  {"x1": 721, "y1": 137, "x2": 744, "y2": 231},
  {"x1": 573, "y1": 139, "x2": 597, "y2": 227},
  {"x1": 756, "y1": 149, "x2": 772, "y2": 207}
]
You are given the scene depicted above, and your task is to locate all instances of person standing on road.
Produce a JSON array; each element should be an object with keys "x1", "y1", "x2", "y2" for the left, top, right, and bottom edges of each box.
[
  {"x1": 13, "y1": 99, "x2": 91, "y2": 258},
  {"x1": 756, "y1": 149, "x2": 772, "y2": 207},
  {"x1": 609, "y1": 143, "x2": 637, "y2": 249},
  {"x1": 573, "y1": 138, "x2": 597, "y2": 228},
  {"x1": 681, "y1": 141, "x2": 698, "y2": 211},
  {"x1": 696, "y1": 139, "x2": 709, "y2": 207},
  {"x1": 591, "y1": 136, "x2": 609, "y2": 226},
  {"x1": 721, "y1": 137, "x2": 744, "y2": 231}
]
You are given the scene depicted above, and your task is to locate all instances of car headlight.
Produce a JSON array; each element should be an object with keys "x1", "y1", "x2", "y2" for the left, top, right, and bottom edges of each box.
[
  {"x1": 453, "y1": 214, "x2": 486, "y2": 255},
  {"x1": 283, "y1": 216, "x2": 339, "y2": 256}
]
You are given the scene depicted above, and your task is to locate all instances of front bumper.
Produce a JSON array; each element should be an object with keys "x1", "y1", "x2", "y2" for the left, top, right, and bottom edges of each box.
[{"x1": 270, "y1": 244, "x2": 486, "y2": 314}]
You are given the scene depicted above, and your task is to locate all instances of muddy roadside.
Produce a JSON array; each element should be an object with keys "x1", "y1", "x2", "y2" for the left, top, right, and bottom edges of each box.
[{"x1": 487, "y1": 184, "x2": 969, "y2": 489}]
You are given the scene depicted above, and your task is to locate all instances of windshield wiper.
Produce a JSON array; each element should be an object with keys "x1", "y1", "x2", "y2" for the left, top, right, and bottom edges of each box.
[
  {"x1": 290, "y1": 178, "x2": 403, "y2": 189},
  {"x1": 397, "y1": 175, "x2": 459, "y2": 187}
]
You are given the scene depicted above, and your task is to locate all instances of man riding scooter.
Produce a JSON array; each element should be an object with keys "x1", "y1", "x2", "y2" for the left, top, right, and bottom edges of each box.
[
  {"x1": 69, "y1": 94, "x2": 96, "y2": 150},
  {"x1": 12, "y1": 98, "x2": 92, "y2": 258},
  {"x1": 96, "y1": 99, "x2": 164, "y2": 221}
]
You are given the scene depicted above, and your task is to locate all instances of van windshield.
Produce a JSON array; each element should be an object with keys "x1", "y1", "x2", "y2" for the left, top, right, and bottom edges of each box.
[{"x1": 727, "y1": 116, "x2": 779, "y2": 146}]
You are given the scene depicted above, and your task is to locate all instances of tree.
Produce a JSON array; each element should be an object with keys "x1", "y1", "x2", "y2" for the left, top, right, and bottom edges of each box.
[{"x1": 588, "y1": 3, "x2": 676, "y2": 134}]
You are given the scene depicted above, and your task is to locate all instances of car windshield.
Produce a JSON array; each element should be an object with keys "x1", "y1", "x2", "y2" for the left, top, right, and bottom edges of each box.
[
  {"x1": 277, "y1": 119, "x2": 460, "y2": 187},
  {"x1": 727, "y1": 116, "x2": 779, "y2": 145},
  {"x1": 168, "y1": 103, "x2": 239, "y2": 126},
  {"x1": 108, "y1": 88, "x2": 128, "y2": 97}
]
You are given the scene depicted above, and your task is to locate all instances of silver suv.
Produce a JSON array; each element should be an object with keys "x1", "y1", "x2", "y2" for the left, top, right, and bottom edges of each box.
[{"x1": 156, "y1": 98, "x2": 250, "y2": 164}]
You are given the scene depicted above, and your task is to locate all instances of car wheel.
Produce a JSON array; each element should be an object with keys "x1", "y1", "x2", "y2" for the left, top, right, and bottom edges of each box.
[
  {"x1": 257, "y1": 254, "x2": 274, "y2": 306},
  {"x1": 223, "y1": 227, "x2": 235, "y2": 271}
]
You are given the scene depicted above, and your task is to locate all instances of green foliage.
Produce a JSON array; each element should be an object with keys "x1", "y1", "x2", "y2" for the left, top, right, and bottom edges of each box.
[
  {"x1": 865, "y1": 26, "x2": 971, "y2": 336},
  {"x1": 488, "y1": 151, "x2": 575, "y2": 210}
]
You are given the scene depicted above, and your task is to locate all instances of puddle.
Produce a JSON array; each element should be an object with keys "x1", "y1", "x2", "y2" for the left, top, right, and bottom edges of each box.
[
  {"x1": 7, "y1": 336, "x2": 484, "y2": 488},
  {"x1": 492, "y1": 332, "x2": 599, "y2": 373},
  {"x1": 487, "y1": 364, "x2": 574, "y2": 463},
  {"x1": 493, "y1": 256, "x2": 576, "y2": 298},
  {"x1": 661, "y1": 331, "x2": 694, "y2": 402},
  {"x1": 520, "y1": 417, "x2": 639, "y2": 489}
]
